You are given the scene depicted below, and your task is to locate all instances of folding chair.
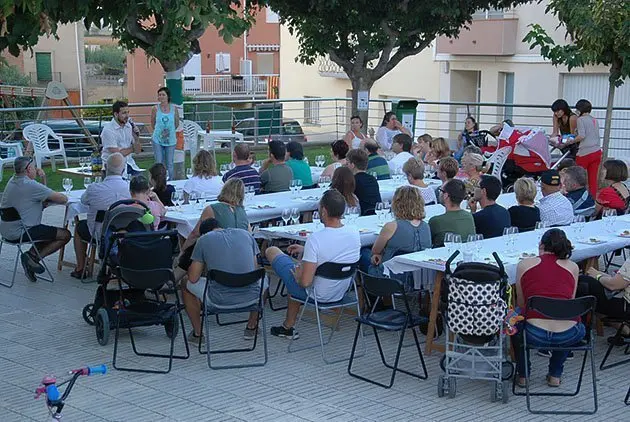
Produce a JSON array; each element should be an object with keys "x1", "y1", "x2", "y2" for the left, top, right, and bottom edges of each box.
[
  {"x1": 512, "y1": 295, "x2": 598, "y2": 415},
  {"x1": 200, "y1": 268, "x2": 268, "y2": 369},
  {"x1": 79, "y1": 210, "x2": 106, "y2": 283},
  {"x1": 348, "y1": 271, "x2": 428, "y2": 388},
  {"x1": 111, "y1": 231, "x2": 190, "y2": 374},
  {"x1": 0, "y1": 207, "x2": 54, "y2": 288},
  {"x1": 599, "y1": 318, "x2": 630, "y2": 370},
  {"x1": 288, "y1": 261, "x2": 363, "y2": 364}
]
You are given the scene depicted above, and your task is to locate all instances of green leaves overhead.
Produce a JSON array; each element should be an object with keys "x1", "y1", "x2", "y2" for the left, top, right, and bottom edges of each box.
[{"x1": 0, "y1": 1, "x2": 259, "y2": 71}]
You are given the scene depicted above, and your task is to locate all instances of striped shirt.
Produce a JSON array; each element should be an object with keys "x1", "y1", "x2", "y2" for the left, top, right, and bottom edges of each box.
[
  {"x1": 367, "y1": 153, "x2": 391, "y2": 180},
  {"x1": 222, "y1": 164, "x2": 262, "y2": 194}
]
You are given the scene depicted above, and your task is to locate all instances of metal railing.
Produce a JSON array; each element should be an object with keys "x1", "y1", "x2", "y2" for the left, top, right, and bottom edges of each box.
[
  {"x1": 184, "y1": 74, "x2": 278, "y2": 98},
  {"x1": 0, "y1": 97, "x2": 628, "y2": 159}
]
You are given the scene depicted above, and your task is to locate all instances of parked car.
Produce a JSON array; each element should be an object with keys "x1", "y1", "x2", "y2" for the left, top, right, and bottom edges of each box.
[{"x1": 235, "y1": 118, "x2": 307, "y2": 145}]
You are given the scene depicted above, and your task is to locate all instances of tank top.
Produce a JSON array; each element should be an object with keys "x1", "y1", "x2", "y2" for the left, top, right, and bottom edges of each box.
[
  {"x1": 556, "y1": 112, "x2": 577, "y2": 157},
  {"x1": 520, "y1": 254, "x2": 576, "y2": 320},
  {"x1": 210, "y1": 202, "x2": 249, "y2": 230},
  {"x1": 153, "y1": 104, "x2": 177, "y2": 146},
  {"x1": 350, "y1": 131, "x2": 366, "y2": 149},
  {"x1": 382, "y1": 220, "x2": 431, "y2": 263}
]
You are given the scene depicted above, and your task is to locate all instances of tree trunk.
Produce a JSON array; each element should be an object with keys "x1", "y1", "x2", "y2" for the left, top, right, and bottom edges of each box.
[
  {"x1": 602, "y1": 78, "x2": 616, "y2": 159},
  {"x1": 350, "y1": 75, "x2": 374, "y2": 135}
]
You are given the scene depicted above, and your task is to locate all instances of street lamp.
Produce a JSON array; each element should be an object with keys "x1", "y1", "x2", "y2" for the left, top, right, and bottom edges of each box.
[{"x1": 118, "y1": 78, "x2": 125, "y2": 99}]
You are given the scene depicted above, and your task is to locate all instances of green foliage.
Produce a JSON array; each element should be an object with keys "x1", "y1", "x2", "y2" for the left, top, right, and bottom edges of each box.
[
  {"x1": 84, "y1": 45, "x2": 126, "y2": 71},
  {"x1": 523, "y1": 0, "x2": 630, "y2": 86},
  {"x1": 0, "y1": 63, "x2": 36, "y2": 121},
  {"x1": 82, "y1": 99, "x2": 120, "y2": 119},
  {"x1": 0, "y1": 1, "x2": 261, "y2": 71}
]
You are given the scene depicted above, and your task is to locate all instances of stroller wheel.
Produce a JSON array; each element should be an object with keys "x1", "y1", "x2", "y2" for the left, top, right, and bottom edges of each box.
[
  {"x1": 164, "y1": 314, "x2": 179, "y2": 339},
  {"x1": 82, "y1": 304, "x2": 95, "y2": 326},
  {"x1": 447, "y1": 377, "x2": 457, "y2": 399},
  {"x1": 437, "y1": 375, "x2": 446, "y2": 398},
  {"x1": 95, "y1": 308, "x2": 110, "y2": 346}
]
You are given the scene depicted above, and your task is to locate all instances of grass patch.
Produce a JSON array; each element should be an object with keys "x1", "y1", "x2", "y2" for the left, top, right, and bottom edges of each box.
[{"x1": 0, "y1": 144, "x2": 332, "y2": 192}]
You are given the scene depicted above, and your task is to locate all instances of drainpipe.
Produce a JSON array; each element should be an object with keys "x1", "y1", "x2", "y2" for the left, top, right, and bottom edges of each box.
[{"x1": 74, "y1": 22, "x2": 84, "y2": 105}]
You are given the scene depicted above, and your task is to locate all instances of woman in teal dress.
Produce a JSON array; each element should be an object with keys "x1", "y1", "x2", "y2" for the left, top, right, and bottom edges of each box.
[{"x1": 151, "y1": 87, "x2": 179, "y2": 179}]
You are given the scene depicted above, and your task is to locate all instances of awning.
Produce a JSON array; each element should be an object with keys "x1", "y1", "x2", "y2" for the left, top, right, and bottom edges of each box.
[{"x1": 247, "y1": 44, "x2": 280, "y2": 52}]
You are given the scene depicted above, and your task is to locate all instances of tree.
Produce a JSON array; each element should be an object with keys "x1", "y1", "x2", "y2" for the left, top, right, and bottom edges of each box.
[
  {"x1": 267, "y1": 0, "x2": 531, "y2": 126},
  {"x1": 523, "y1": 0, "x2": 630, "y2": 158}
]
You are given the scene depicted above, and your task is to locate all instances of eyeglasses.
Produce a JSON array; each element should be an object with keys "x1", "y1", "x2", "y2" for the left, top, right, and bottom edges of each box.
[{"x1": 25, "y1": 158, "x2": 34, "y2": 170}]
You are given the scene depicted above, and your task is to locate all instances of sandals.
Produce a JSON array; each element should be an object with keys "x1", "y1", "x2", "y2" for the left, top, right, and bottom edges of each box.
[
  {"x1": 546, "y1": 375, "x2": 561, "y2": 387},
  {"x1": 70, "y1": 269, "x2": 88, "y2": 279}
]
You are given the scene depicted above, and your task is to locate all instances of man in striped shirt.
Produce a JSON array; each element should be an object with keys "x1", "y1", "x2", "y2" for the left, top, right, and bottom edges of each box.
[
  {"x1": 365, "y1": 140, "x2": 391, "y2": 180},
  {"x1": 222, "y1": 143, "x2": 262, "y2": 194}
]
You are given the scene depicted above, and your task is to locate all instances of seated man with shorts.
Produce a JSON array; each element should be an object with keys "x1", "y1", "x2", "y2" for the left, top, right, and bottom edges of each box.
[
  {"x1": 266, "y1": 189, "x2": 361, "y2": 339},
  {"x1": 72, "y1": 153, "x2": 130, "y2": 278},
  {"x1": 0, "y1": 156, "x2": 70, "y2": 281},
  {"x1": 183, "y1": 218, "x2": 265, "y2": 343}
]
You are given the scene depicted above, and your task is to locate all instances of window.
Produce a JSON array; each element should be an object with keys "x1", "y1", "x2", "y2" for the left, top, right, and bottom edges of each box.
[
  {"x1": 266, "y1": 8, "x2": 280, "y2": 23},
  {"x1": 500, "y1": 72, "x2": 515, "y2": 121},
  {"x1": 304, "y1": 96, "x2": 321, "y2": 125},
  {"x1": 35, "y1": 52, "x2": 52, "y2": 81},
  {"x1": 215, "y1": 53, "x2": 231, "y2": 74},
  {"x1": 256, "y1": 53, "x2": 275, "y2": 75}
]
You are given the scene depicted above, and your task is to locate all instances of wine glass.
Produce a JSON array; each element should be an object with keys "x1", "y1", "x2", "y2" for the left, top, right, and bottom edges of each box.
[
  {"x1": 313, "y1": 211, "x2": 321, "y2": 230},
  {"x1": 375, "y1": 202, "x2": 384, "y2": 223},
  {"x1": 252, "y1": 160, "x2": 261, "y2": 172},
  {"x1": 303, "y1": 156, "x2": 310, "y2": 166},
  {"x1": 290, "y1": 179, "x2": 298, "y2": 197},
  {"x1": 220, "y1": 164, "x2": 228, "y2": 176},
  {"x1": 451, "y1": 234, "x2": 462, "y2": 253},
  {"x1": 467, "y1": 234, "x2": 484, "y2": 259},
  {"x1": 295, "y1": 179, "x2": 303, "y2": 195},
  {"x1": 444, "y1": 232, "x2": 454, "y2": 255},
  {"x1": 602, "y1": 208, "x2": 617, "y2": 233},
  {"x1": 290, "y1": 207, "x2": 300, "y2": 225},
  {"x1": 62, "y1": 178, "x2": 73, "y2": 193},
  {"x1": 83, "y1": 177, "x2": 92, "y2": 189},
  {"x1": 93, "y1": 176, "x2": 102, "y2": 184},
  {"x1": 281, "y1": 208, "x2": 291, "y2": 226},
  {"x1": 370, "y1": 171, "x2": 378, "y2": 180},
  {"x1": 319, "y1": 176, "x2": 331, "y2": 190},
  {"x1": 315, "y1": 155, "x2": 325, "y2": 168},
  {"x1": 186, "y1": 168, "x2": 193, "y2": 179},
  {"x1": 503, "y1": 226, "x2": 518, "y2": 254},
  {"x1": 572, "y1": 215, "x2": 586, "y2": 239},
  {"x1": 383, "y1": 201, "x2": 391, "y2": 219}
]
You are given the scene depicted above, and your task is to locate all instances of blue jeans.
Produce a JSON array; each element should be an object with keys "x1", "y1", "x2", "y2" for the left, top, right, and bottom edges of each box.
[
  {"x1": 514, "y1": 322, "x2": 586, "y2": 378},
  {"x1": 271, "y1": 254, "x2": 307, "y2": 301},
  {"x1": 153, "y1": 143, "x2": 175, "y2": 180}
]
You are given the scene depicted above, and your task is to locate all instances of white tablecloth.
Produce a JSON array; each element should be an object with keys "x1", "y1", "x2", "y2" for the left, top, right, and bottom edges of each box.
[{"x1": 383, "y1": 214, "x2": 630, "y2": 283}]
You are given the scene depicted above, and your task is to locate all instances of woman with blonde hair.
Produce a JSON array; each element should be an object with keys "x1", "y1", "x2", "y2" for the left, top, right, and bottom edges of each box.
[
  {"x1": 461, "y1": 152, "x2": 485, "y2": 197},
  {"x1": 359, "y1": 186, "x2": 432, "y2": 282},
  {"x1": 183, "y1": 149, "x2": 223, "y2": 202},
  {"x1": 331, "y1": 166, "x2": 360, "y2": 212},
  {"x1": 425, "y1": 137, "x2": 451, "y2": 166},
  {"x1": 181, "y1": 178, "x2": 250, "y2": 252},
  {"x1": 508, "y1": 177, "x2": 540, "y2": 232},
  {"x1": 402, "y1": 157, "x2": 437, "y2": 205}
]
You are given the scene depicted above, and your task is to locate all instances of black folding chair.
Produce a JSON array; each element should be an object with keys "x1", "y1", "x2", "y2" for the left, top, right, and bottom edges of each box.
[
  {"x1": 599, "y1": 318, "x2": 630, "y2": 370},
  {"x1": 348, "y1": 271, "x2": 428, "y2": 388},
  {"x1": 288, "y1": 261, "x2": 363, "y2": 364},
  {"x1": 111, "y1": 231, "x2": 190, "y2": 374},
  {"x1": 512, "y1": 295, "x2": 598, "y2": 415},
  {"x1": 199, "y1": 268, "x2": 268, "y2": 369},
  {"x1": 0, "y1": 207, "x2": 54, "y2": 288}
]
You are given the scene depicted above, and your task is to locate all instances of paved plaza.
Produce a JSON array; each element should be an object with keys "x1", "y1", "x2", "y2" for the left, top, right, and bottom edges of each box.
[{"x1": 0, "y1": 206, "x2": 628, "y2": 421}]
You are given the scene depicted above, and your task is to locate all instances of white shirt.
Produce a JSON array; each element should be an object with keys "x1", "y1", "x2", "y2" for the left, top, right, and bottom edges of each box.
[
  {"x1": 414, "y1": 185, "x2": 438, "y2": 205},
  {"x1": 537, "y1": 191, "x2": 574, "y2": 226},
  {"x1": 100, "y1": 118, "x2": 140, "y2": 171},
  {"x1": 388, "y1": 151, "x2": 414, "y2": 173},
  {"x1": 183, "y1": 175, "x2": 224, "y2": 200},
  {"x1": 376, "y1": 127, "x2": 401, "y2": 151},
  {"x1": 81, "y1": 175, "x2": 130, "y2": 237},
  {"x1": 302, "y1": 225, "x2": 361, "y2": 302}
]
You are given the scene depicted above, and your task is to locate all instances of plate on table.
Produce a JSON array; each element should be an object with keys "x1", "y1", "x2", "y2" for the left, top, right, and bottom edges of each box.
[
  {"x1": 250, "y1": 203, "x2": 276, "y2": 210},
  {"x1": 519, "y1": 252, "x2": 537, "y2": 260},
  {"x1": 618, "y1": 230, "x2": 630, "y2": 238},
  {"x1": 299, "y1": 196, "x2": 320, "y2": 201},
  {"x1": 578, "y1": 238, "x2": 607, "y2": 245},
  {"x1": 358, "y1": 228, "x2": 374, "y2": 234}
]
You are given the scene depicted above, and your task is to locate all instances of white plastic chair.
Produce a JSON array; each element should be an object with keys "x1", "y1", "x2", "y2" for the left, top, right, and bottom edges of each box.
[
  {"x1": 22, "y1": 124, "x2": 68, "y2": 170},
  {"x1": 182, "y1": 120, "x2": 202, "y2": 160},
  {"x1": 0, "y1": 141, "x2": 23, "y2": 182},
  {"x1": 486, "y1": 146, "x2": 512, "y2": 180}
]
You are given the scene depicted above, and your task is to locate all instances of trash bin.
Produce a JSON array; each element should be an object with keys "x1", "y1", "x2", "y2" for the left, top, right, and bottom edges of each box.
[{"x1": 391, "y1": 100, "x2": 418, "y2": 136}]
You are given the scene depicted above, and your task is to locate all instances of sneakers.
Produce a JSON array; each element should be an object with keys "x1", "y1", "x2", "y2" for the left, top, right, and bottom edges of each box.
[
  {"x1": 23, "y1": 251, "x2": 44, "y2": 274},
  {"x1": 187, "y1": 330, "x2": 205, "y2": 345},
  {"x1": 244, "y1": 326, "x2": 259, "y2": 341},
  {"x1": 270, "y1": 325, "x2": 299, "y2": 339},
  {"x1": 537, "y1": 350, "x2": 574, "y2": 359},
  {"x1": 20, "y1": 253, "x2": 37, "y2": 282}
]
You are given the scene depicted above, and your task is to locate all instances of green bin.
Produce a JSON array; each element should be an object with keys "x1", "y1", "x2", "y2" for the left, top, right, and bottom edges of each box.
[{"x1": 391, "y1": 100, "x2": 418, "y2": 136}]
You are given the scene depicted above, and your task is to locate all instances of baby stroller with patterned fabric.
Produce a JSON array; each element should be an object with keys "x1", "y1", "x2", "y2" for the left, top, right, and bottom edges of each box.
[{"x1": 437, "y1": 251, "x2": 512, "y2": 403}]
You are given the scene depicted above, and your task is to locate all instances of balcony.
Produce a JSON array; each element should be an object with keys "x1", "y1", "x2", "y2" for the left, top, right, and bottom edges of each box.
[
  {"x1": 317, "y1": 57, "x2": 349, "y2": 79},
  {"x1": 183, "y1": 74, "x2": 278, "y2": 99},
  {"x1": 436, "y1": 18, "x2": 518, "y2": 56}
]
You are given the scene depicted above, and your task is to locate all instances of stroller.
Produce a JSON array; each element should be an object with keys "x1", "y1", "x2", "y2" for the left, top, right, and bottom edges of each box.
[
  {"x1": 437, "y1": 251, "x2": 512, "y2": 403},
  {"x1": 80, "y1": 200, "x2": 188, "y2": 372}
]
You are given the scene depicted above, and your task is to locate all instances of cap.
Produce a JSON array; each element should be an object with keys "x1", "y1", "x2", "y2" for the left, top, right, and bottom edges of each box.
[{"x1": 541, "y1": 170, "x2": 561, "y2": 186}]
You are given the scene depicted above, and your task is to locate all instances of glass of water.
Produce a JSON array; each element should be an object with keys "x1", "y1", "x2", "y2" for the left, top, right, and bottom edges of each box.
[
  {"x1": 62, "y1": 178, "x2": 73, "y2": 193},
  {"x1": 290, "y1": 207, "x2": 300, "y2": 225},
  {"x1": 83, "y1": 177, "x2": 92, "y2": 189},
  {"x1": 186, "y1": 168, "x2": 193, "y2": 179}
]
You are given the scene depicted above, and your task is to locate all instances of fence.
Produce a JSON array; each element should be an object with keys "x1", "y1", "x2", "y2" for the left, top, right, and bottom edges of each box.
[{"x1": 0, "y1": 97, "x2": 629, "y2": 159}]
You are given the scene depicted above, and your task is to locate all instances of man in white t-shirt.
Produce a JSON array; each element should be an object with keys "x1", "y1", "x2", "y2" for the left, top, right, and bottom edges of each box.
[
  {"x1": 388, "y1": 133, "x2": 414, "y2": 173},
  {"x1": 265, "y1": 189, "x2": 360, "y2": 339},
  {"x1": 100, "y1": 100, "x2": 142, "y2": 176}
]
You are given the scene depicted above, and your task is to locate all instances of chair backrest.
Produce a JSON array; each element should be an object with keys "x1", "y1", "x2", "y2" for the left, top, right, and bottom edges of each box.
[
  {"x1": 182, "y1": 120, "x2": 202, "y2": 151},
  {"x1": 0, "y1": 207, "x2": 21, "y2": 222},
  {"x1": 359, "y1": 271, "x2": 406, "y2": 298},
  {"x1": 118, "y1": 231, "x2": 178, "y2": 290},
  {"x1": 527, "y1": 295, "x2": 596, "y2": 322},
  {"x1": 23, "y1": 124, "x2": 56, "y2": 153},
  {"x1": 315, "y1": 261, "x2": 359, "y2": 280},
  {"x1": 209, "y1": 268, "x2": 266, "y2": 288},
  {"x1": 487, "y1": 145, "x2": 512, "y2": 179}
]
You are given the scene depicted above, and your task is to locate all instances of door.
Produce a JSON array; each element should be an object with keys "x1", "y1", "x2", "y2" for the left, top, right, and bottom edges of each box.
[
  {"x1": 563, "y1": 74, "x2": 630, "y2": 158},
  {"x1": 35, "y1": 52, "x2": 52, "y2": 82}
]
